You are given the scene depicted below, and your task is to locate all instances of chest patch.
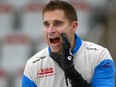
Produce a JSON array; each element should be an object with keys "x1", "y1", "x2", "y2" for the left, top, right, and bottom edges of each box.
[{"x1": 37, "y1": 67, "x2": 55, "y2": 78}]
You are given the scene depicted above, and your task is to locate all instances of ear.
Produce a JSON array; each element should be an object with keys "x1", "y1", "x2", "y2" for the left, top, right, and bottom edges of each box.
[{"x1": 71, "y1": 21, "x2": 78, "y2": 32}]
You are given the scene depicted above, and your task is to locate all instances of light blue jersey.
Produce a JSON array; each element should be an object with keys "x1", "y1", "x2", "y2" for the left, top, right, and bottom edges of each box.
[{"x1": 22, "y1": 34, "x2": 115, "y2": 87}]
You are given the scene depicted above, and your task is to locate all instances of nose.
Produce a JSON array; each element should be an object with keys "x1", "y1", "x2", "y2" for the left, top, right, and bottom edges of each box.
[{"x1": 48, "y1": 25, "x2": 56, "y2": 34}]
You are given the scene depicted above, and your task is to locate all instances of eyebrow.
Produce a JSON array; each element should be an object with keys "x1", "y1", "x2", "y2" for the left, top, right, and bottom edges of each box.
[
  {"x1": 43, "y1": 19, "x2": 64, "y2": 24},
  {"x1": 54, "y1": 20, "x2": 64, "y2": 23}
]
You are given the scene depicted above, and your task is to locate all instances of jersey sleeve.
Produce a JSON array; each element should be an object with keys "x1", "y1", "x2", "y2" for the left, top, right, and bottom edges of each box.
[
  {"x1": 91, "y1": 49, "x2": 115, "y2": 87},
  {"x1": 22, "y1": 60, "x2": 37, "y2": 87},
  {"x1": 22, "y1": 75, "x2": 37, "y2": 87}
]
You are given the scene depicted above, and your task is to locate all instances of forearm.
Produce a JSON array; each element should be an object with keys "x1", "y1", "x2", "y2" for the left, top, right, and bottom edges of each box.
[{"x1": 65, "y1": 67, "x2": 91, "y2": 87}]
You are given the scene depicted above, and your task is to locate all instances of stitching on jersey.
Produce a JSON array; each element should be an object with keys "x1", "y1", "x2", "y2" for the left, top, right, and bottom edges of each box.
[{"x1": 33, "y1": 56, "x2": 46, "y2": 63}]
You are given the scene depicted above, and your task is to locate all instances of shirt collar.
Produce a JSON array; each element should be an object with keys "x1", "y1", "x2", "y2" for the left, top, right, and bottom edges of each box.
[{"x1": 71, "y1": 34, "x2": 82, "y2": 55}]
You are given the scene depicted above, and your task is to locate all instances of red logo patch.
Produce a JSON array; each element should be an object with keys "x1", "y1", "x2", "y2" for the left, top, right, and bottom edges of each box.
[{"x1": 37, "y1": 67, "x2": 55, "y2": 78}]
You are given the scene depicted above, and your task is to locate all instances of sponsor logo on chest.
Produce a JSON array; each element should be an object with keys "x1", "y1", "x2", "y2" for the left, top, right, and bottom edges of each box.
[{"x1": 37, "y1": 67, "x2": 55, "y2": 78}]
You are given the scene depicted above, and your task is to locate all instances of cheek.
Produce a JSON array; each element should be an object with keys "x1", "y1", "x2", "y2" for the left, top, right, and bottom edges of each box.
[
  {"x1": 66, "y1": 28, "x2": 74, "y2": 40},
  {"x1": 43, "y1": 28, "x2": 48, "y2": 35},
  {"x1": 66, "y1": 28, "x2": 73, "y2": 35},
  {"x1": 58, "y1": 27, "x2": 69, "y2": 34},
  {"x1": 43, "y1": 29, "x2": 48, "y2": 41},
  {"x1": 57, "y1": 26, "x2": 73, "y2": 36}
]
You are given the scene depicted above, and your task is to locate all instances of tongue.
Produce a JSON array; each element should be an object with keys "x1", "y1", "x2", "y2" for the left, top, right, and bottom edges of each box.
[{"x1": 52, "y1": 38, "x2": 60, "y2": 44}]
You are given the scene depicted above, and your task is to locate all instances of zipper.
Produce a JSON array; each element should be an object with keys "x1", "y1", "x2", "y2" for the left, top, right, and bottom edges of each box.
[{"x1": 65, "y1": 74, "x2": 69, "y2": 86}]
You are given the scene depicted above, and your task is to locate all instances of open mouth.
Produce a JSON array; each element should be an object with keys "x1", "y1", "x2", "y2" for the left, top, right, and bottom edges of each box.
[{"x1": 49, "y1": 37, "x2": 60, "y2": 44}]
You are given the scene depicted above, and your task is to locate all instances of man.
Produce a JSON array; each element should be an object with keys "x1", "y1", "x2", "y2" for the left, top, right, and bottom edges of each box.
[{"x1": 22, "y1": 0, "x2": 115, "y2": 87}]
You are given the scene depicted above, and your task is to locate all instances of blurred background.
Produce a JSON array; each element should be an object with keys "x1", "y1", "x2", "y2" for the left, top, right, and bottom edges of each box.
[{"x1": 0, "y1": 0, "x2": 115, "y2": 87}]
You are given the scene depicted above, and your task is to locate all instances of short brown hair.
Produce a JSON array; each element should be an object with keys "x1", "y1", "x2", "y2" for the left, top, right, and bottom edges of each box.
[{"x1": 42, "y1": 0, "x2": 77, "y2": 23}]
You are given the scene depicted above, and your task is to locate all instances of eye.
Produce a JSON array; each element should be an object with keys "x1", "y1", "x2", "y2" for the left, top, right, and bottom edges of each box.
[
  {"x1": 53, "y1": 20, "x2": 63, "y2": 27},
  {"x1": 43, "y1": 21, "x2": 50, "y2": 28}
]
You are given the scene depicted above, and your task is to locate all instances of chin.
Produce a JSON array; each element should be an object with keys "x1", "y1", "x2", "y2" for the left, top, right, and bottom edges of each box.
[{"x1": 50, "y1": 47, "x2": 61, "y2": 54}]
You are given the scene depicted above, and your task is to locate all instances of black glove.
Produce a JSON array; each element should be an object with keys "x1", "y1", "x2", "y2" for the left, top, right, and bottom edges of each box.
[
  {"x1": 61, "y1": 33, "x2": 91, "y2": 87},
  {"x1": 60, "y1": 33, "x2": 74, "y2": 71}
]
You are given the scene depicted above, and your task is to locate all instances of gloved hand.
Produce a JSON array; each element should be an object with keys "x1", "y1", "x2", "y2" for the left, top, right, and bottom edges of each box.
[
  {"x1": 60, "y1": 33, "x2": 74, "y2": 71},
  {"x1": 61, "y1": 33, "x2": 90, "y2": 87}
]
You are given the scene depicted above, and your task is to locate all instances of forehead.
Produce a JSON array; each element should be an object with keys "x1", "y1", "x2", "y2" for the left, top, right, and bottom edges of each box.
[{"x1": 43, "y1": 9, "x2": 67, "y2": 22}]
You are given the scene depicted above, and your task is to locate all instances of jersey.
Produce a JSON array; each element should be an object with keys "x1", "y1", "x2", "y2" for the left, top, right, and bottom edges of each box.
[{"x1": 22, "y1": 34, "x2": 115, "y2": 87}]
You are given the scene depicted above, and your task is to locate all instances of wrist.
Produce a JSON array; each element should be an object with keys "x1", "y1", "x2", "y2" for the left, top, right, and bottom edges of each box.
[{"x1": 65, "y1": 67, "x2": 82, "y2": 80}]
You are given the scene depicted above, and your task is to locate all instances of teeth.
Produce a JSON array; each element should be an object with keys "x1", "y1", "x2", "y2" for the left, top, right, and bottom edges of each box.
[
  {"x1": 52, "y1": 42, "x2": 54, "y2": 45},
  {"x1": 51, "y1": 41, "x2": 56, "y2": 45},
  {"x1": 52, "y1": 39, "x2": 56, "y2": 44}
]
